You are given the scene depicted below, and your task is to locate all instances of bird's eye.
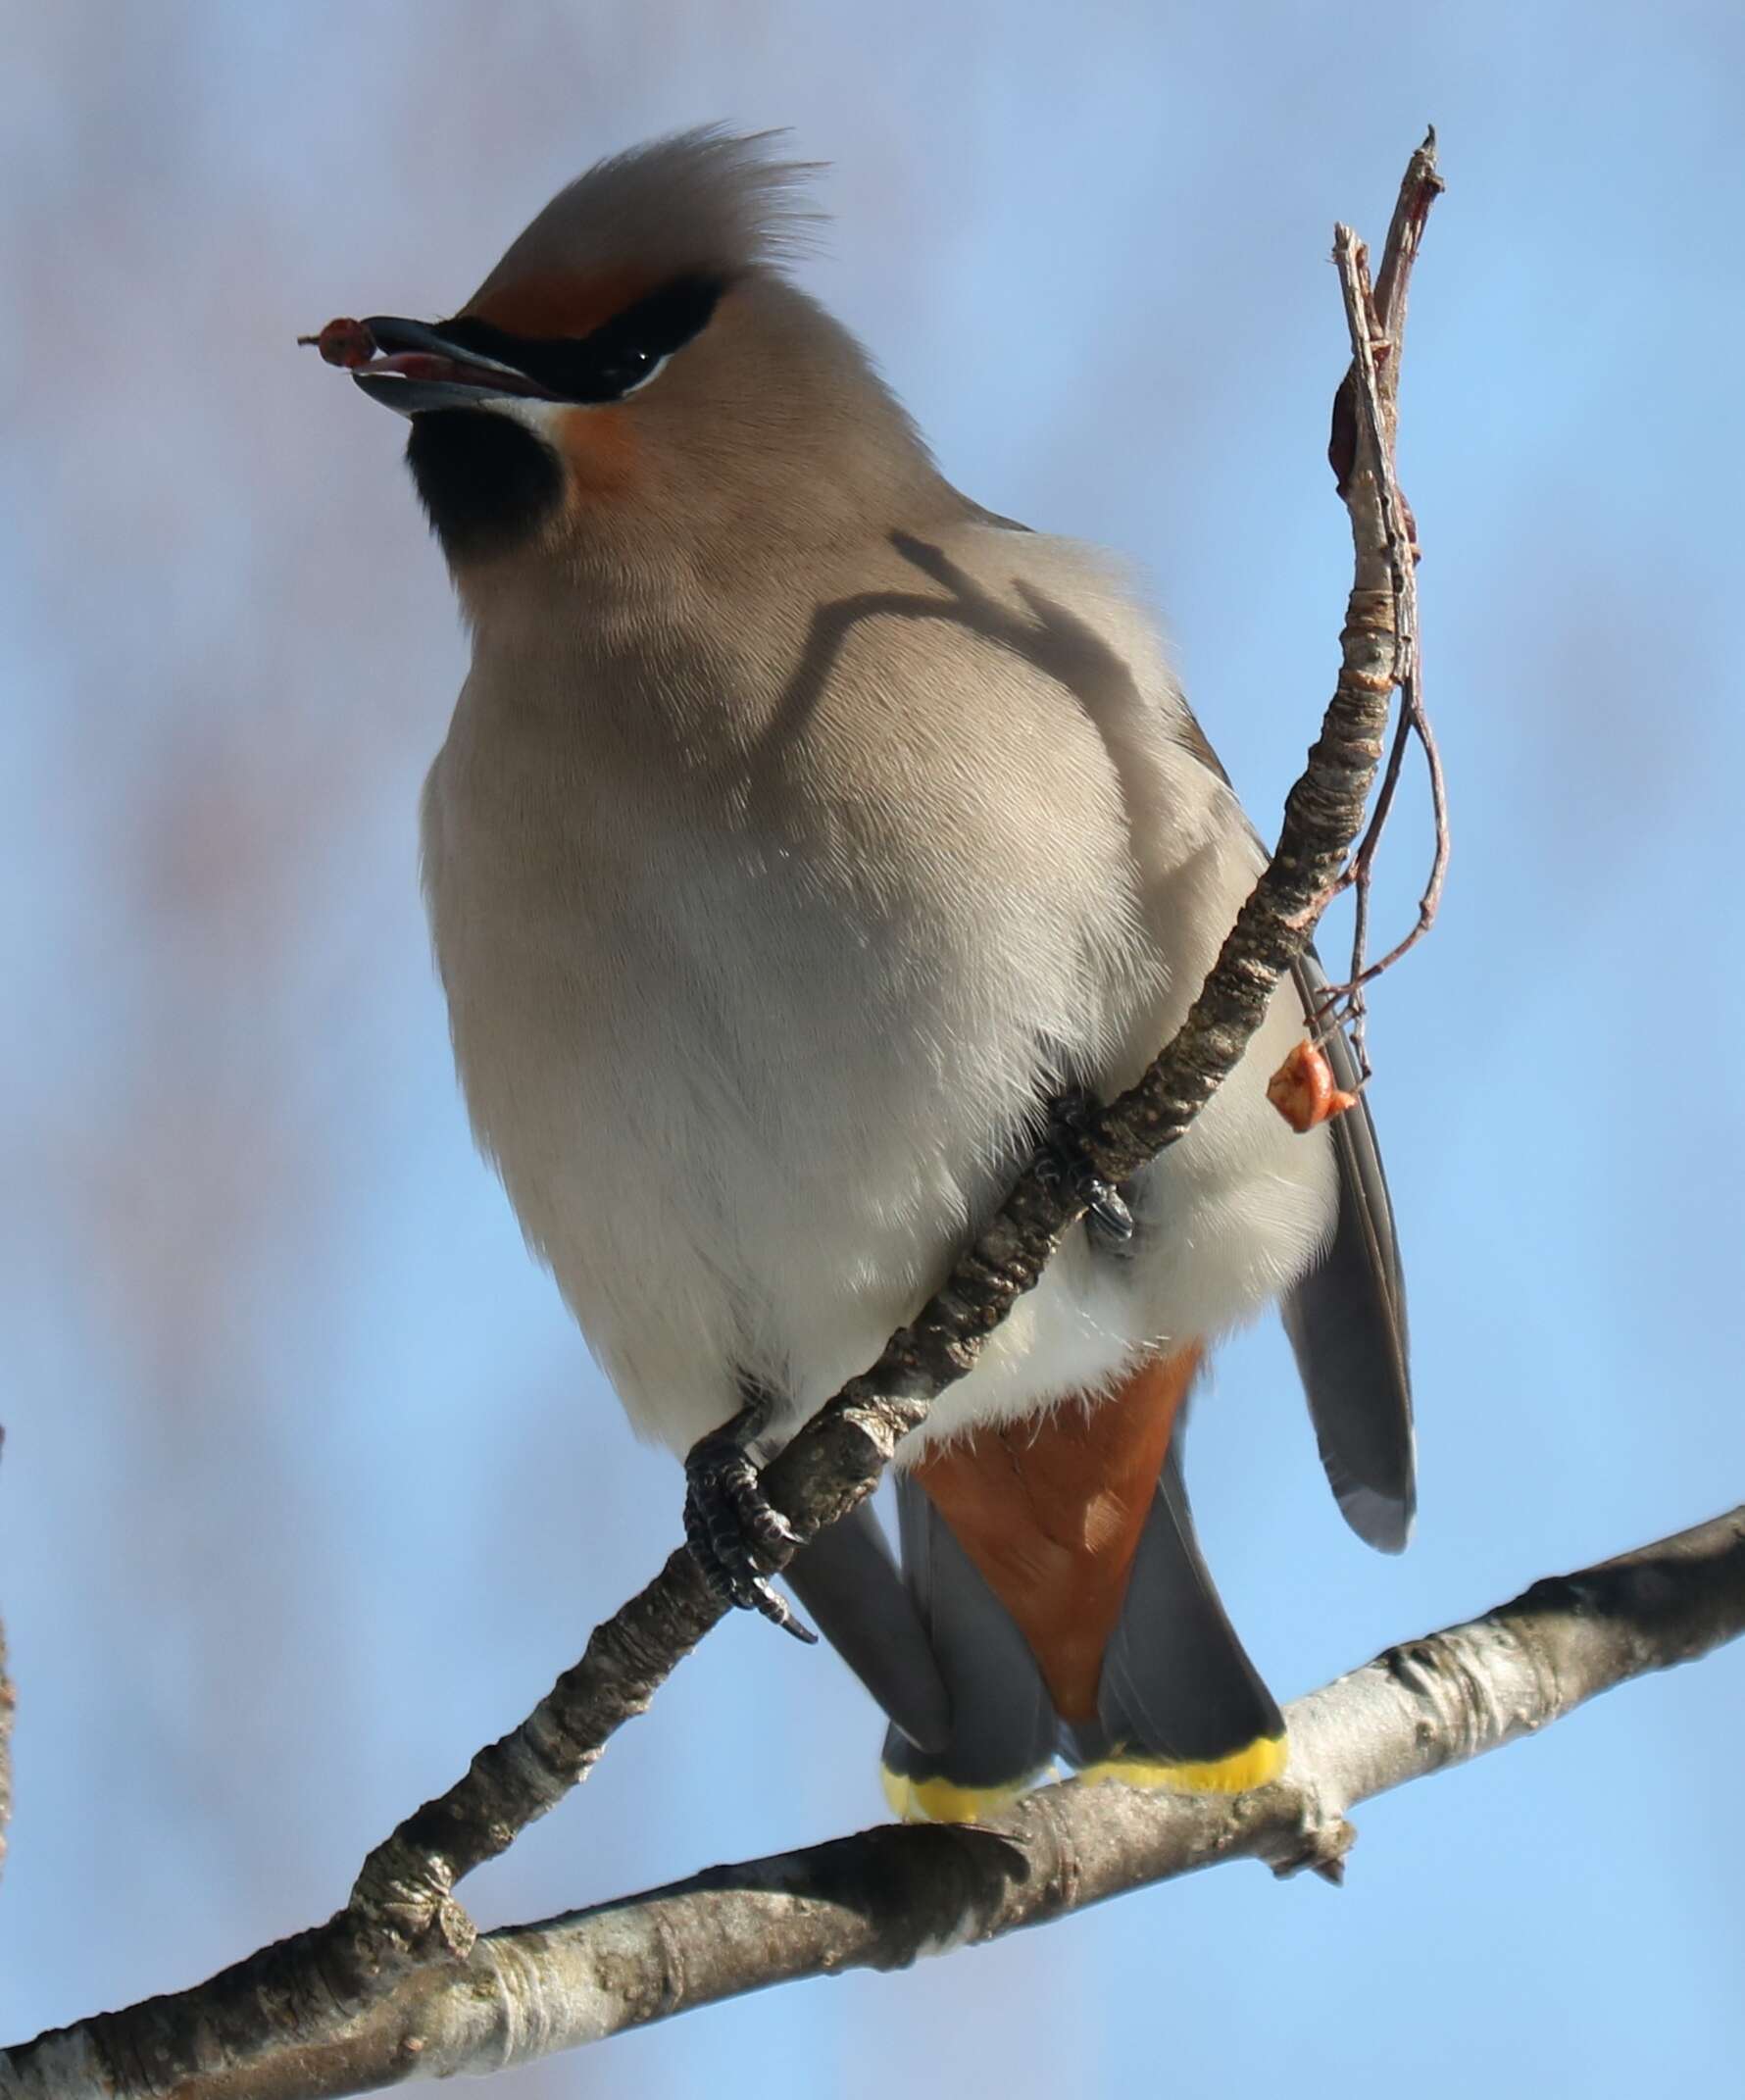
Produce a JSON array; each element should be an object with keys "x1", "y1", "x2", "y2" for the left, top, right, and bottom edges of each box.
[
  {"x1": 568, "y1": 277, "x2": 724, "y2": 402},
  {"x1": 598, "y1": 345, "x2": 663, "y2": 397}
]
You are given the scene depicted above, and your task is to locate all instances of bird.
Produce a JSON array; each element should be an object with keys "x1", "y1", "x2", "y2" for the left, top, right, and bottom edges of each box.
[{"x1": 307, "y1": 126, "x2": 1412, "y2": 1825}]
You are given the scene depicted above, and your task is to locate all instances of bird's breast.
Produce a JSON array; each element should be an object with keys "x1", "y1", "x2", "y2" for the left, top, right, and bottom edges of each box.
[{"x1": 419, "y1": 581, "x2": 1331, "y2": 1454}]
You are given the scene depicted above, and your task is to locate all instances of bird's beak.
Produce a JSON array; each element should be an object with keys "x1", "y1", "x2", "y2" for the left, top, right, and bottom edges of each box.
[{"x1": 308, "y1": 316, "x2": 557, "y2": 419}]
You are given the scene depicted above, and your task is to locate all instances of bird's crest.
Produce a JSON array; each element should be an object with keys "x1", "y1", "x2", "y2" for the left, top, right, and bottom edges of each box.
[{"x1": 465, "y1": 126, "x2": 823, "y2": 337}]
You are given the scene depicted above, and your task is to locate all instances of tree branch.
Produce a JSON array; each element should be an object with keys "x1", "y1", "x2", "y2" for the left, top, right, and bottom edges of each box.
[{"x1": 11, "y1": 1507, "x2": 1740, "y2": 2097}]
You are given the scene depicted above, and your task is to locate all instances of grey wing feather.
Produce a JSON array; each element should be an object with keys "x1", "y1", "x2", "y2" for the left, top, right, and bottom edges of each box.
[
  {"x1": 782, "y1": 1499, "x2": 952, "y2": 1755},
  {"x1": 878, "y1": 1471, "x2": 1057, "y2": 1794},
  {"x1": 1063, "y1": 1436, "x2": 1282, "y2": 1772},
  {"x1": 1118, "y1": 699, "x2": 1415, "y2": 1549},
  {"x1": 1280, "y1": 949, "x2": 1416, "y2": 1552}
]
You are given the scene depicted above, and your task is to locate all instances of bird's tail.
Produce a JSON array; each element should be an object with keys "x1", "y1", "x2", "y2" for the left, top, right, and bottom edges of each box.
[
  {"x1": 1059, "y1": 1439, "x2": 1285, "y2": 1793},
  {"x1": 883, "y1": 1347, "x2": 1283, "y2": 1821},
  {"x1": 784, "y1": 1347, "x2": 1284, "y2": 1824},
  {"x1": 877, "y1": 1471, "x2": 1060, "y2": 1824}
]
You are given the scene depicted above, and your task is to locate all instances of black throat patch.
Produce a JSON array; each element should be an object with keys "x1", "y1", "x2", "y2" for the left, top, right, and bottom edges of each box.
[{"x1": 405, "y1": 410, "x2": 564, "y2": 564}]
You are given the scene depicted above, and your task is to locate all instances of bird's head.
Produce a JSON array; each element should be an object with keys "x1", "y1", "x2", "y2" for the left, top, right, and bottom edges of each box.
[{"x1": 309, "y1": 128, "x2": 942, "y2": 608}]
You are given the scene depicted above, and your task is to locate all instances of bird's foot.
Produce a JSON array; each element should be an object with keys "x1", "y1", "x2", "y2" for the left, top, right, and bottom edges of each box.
[
  {"x1": 1043, "y1": 1088, "x2": 1135, "y2": 1249},
  {"x1": 683, "y1": 1399, "x2": 817, "y2": 1643}
]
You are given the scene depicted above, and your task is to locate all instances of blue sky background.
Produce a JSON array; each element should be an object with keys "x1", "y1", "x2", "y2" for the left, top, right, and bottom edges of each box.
[{"x1": 4, "y1": 5, "x2": 1743, "y2": 2094}]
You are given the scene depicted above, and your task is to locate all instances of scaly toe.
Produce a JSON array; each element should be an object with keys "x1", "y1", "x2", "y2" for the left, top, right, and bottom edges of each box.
[{"x1": 682, "y1": 1430, "x2": 812, "y2": 1639}]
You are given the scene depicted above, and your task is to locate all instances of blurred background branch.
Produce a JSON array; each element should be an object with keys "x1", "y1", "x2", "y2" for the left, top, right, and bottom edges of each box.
[
  {"x1": 1, "y1": 1429, "x2": 11, "y2": 1889},
  {"x1": 9, "y1": 1506, "x2": 1741, "y2": 2097},
  {"x1": 0, "y1": 1618, "x2": 10, "y2": 1888}
]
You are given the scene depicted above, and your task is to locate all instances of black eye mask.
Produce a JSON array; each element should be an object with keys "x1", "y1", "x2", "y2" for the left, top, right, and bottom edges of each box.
[{"x1": 436, "y1": 275, "x2": 726, "y2": 405}]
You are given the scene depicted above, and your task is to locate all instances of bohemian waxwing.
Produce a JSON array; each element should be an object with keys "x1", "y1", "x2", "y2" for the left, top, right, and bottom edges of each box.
[{"x1": 310, "y1": 127, "x2": 1413, "y2": 1824}]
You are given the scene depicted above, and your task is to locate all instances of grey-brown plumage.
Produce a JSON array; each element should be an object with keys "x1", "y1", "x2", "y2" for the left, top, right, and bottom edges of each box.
[{"x1": 321, "y1": 127, "x2": 1414, "y2": 1821}]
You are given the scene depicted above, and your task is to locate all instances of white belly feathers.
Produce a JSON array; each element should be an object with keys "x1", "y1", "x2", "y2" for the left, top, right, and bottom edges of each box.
[{"x1": 421, "y1": 528, "x2": 1336, "y2": 1458}]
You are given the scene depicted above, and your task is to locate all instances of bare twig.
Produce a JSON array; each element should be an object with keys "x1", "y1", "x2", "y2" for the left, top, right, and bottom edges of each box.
[
  {"x1": 0, "y1": 138, "x2": 1443, "y2": 2096},
  {"x1": 1317, "y1": 129, "x2": 1447, "y2": 1075},
  {"x1": 11, "y1": 1507, "x2": 1740, "y2": 2098}
]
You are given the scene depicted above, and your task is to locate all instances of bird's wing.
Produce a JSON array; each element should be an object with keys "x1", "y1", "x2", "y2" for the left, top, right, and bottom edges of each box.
[
  {"x1": 1172, "y1": 695, "x2": 1416, "y2": 1551},
  {"x1": 1279, "y1": 946, "x2": 1416, "y2": 1550},
  {"x1": 781, "y1": 1497, "x2": 953, "y2": 1756}
]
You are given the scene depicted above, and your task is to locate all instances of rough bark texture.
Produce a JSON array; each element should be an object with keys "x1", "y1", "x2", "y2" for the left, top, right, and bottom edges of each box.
[
  {"x1": 0, "y1": 139, "x2": 1448, "y2": 2100},
  {"x1": 1323, "y1": 131, "x2": 1446, "y2": 1071},
  {"x1": 10, "y1": 1507, "x2": 1741, "y2": 2098}
]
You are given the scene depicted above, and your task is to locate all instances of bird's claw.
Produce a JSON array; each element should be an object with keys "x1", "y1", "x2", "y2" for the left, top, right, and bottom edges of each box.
[
  {"x1": 683, "y1": 1419, "x2": 817, "y2": 1643},
  {"x1": 1084, "y1": 1180, "x2": 1135, "y2": 1245},
  {"x1": 1043, "y1": 1088, "x2": 1135, "y2": 1250}
]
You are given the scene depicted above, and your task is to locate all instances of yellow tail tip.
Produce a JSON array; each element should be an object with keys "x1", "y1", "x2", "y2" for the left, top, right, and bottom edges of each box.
[
  {"x1": 880, "y1": 1765, "x2": 1054, "y2": 1825},
  {"x1": 1080, "y1": 1732, "x2": 1288, "y2": 1797}
]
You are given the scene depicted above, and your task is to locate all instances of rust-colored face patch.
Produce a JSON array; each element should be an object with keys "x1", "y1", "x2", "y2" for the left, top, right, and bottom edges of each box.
[
  {"x1": 553, "y1": 402, "x2": 640, "y2": 500},
  {"x1": 465, "y1": 267, "x2": 664, "y2": 343}
]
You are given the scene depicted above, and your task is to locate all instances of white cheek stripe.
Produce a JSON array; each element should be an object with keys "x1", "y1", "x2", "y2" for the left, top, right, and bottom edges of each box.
[{"x1": 484, "y1": 395, "x2": 573, "y2": 440}]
